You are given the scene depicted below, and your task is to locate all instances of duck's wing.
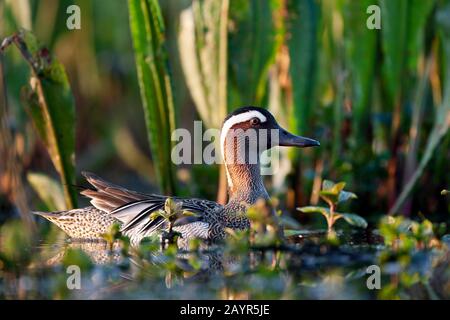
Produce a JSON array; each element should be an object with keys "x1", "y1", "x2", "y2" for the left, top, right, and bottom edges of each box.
[
  {"x1": 80, "y1": 172, "x2": 222, "y2": 238},
  {"x1": 80, "y1": 171, "x2": 150, "y2": 213}
]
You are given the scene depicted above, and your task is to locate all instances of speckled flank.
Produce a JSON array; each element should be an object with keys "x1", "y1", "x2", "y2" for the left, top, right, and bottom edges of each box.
[{"x1": 34, "y1": 207, "x2": 116, "y2": 239}]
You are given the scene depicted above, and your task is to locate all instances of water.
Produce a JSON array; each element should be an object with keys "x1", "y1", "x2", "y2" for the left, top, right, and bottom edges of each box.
[{"x1": 0, "y1": 230, "x2": 448, "y2": 299}]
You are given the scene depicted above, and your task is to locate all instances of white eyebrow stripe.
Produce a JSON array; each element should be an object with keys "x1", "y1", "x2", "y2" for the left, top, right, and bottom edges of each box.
[{"x1": 220, "y1": 110, "x2": 267, "y2": 188}]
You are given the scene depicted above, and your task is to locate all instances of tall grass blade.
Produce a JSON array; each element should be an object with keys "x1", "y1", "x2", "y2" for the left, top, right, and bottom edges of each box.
[
  {"x1": 287, "y1": 0, "x2": 319, "y2": 137},
  {"x1": 178, "y1": 0, "x2": 229, "y2": 129},
  {"x1": 343, "y1": 0, "x2": 376, "y2": 141},
  {"x1": 228, "y1": 0, "x2": 283, "y2": 107},
  {"x1": 390, "y1": 4, "x2": 450, "y2": 214},
  {"x1": 128, "y1": 0, "x2": 177, "y2": 195},
  {"x1": 379, "y1": 0, "x2": 408, "y2": 108}
]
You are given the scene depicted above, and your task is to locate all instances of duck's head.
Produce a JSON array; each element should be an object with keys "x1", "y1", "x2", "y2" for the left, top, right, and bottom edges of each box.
[
  {"x1": 220, "y1": 106, "x2": 320, "y2": 194},
  {"x1": 220, "y1": 106, "x2": 320, "y2": 165}
]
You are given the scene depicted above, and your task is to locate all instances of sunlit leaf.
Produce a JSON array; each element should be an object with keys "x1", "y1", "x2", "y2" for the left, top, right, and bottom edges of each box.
[{"x1": 297, "y1": 206, "x2": 330, "y2": 218}]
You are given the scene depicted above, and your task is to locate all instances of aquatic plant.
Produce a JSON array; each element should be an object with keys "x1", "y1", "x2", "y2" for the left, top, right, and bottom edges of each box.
[
  {"x1": 297, "y1": 180, "x2": 367, "y2": 234},
  {"x1": 149, "y1": 198, "x2": 198, "y2": 245},
  {"x1": 376, "y1": 215, "x2": 448, "y2": 299}
]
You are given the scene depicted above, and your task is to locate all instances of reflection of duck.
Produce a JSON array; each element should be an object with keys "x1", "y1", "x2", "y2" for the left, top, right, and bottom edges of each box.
[
  {"x1": 43, "y1": 241, "x2": 123, "y2": 266},
  {"x1": 34, "y1": 106, "x2": 319, "y2": 244}
]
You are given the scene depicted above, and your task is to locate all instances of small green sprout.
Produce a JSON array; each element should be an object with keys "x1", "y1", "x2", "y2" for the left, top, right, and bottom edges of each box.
[
  {"x1": 149, "y1": 198, "x2": 198, "y2": 246},
  {"x1": 379, "y1": 216, "x2": 442, "y2": 251},
  {"x1": 297, "y1": 180, "x2": 367, "y2": 234}
]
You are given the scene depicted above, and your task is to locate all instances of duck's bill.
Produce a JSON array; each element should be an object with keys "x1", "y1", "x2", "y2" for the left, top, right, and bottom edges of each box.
[{"x1": 278, "y1": 128, "x2": 320, "y2": 148}]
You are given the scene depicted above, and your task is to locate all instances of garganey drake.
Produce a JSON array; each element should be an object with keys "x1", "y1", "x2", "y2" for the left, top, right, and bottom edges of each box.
[{"x1": 34, "y1": 106, "x2": 319, "y2": 245}]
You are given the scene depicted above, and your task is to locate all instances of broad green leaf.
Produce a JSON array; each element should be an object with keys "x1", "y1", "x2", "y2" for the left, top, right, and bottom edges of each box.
[
  {"x1": 340, "y1": 213, "x2": 368, "y2": 229},
  {"x1": 128, "y1": 0, "x2": 177, "y2": 195},
  {"x1": 27, "y1": 172, "x2": 66, "y2": 211},
  {"x1": 297, "y1": 206, "x2": 330, "y2": 218},
  {"x1": 1, "y1": 30, "x2": 77, "y2": 209}
]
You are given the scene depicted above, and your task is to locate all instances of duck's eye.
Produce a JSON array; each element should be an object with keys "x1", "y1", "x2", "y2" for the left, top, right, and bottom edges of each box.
[{"x1": 250, "y1": 118, "x2": 261, "y2": 126}]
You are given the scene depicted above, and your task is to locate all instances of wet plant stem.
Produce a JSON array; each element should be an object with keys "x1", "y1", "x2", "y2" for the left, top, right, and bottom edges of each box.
[{"x1": 327, "y1": 203, "x2": 336, "y2": 233}]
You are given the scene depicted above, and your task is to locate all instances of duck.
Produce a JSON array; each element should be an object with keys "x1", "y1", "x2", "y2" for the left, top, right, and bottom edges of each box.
[{"x1": 34, "y1": 106, "x2": 320, "y2": 245}]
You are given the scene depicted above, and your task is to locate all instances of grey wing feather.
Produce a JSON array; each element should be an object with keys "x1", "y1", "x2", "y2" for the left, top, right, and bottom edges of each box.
[{"x1": 80, "y1": 172, "x2": 222, "y2": 239}]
